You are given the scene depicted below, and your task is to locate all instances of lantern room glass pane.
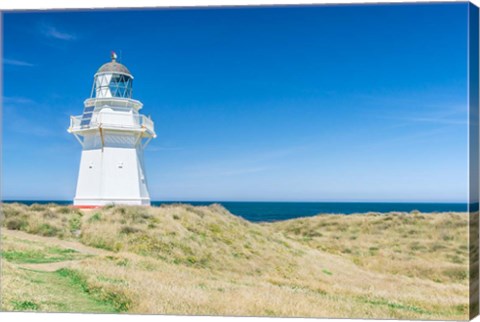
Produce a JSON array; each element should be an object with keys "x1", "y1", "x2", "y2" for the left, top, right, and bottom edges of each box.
[{"x1": 93, "y1": 73, "x2": 133, "y2": 98}]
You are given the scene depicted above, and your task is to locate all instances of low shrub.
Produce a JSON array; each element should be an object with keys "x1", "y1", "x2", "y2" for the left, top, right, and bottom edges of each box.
[
  {"x1": 57, "y1": 206, "x2": 81, "y2": 215},
  {"x1": 443, "y1": 267, "x2": 468, "y2": 282},
  {"x1": 42, "y1": 211, "x2": 58, "y2": 219},
  {"x1": 120, "y1": 226, "x2": 142, "y2": 235},
  {"x1": 88, "y1": 213, "x2": 102, "y2": 222},
  {"x1": 34, "y1": 223, "x2": 61, "y2": 237},
  {"x1": 5, "y1": 218, "x2": 28, "y2": 230},
  {"x1": 30, "y1": 204, "x2": 47, "y2": 212}
]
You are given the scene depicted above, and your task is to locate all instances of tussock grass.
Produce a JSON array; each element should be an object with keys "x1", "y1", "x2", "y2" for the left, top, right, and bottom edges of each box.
[
  {"x1": 1, "y1": 203, "x2": 83, "y2": 238},
  {"x1": 73, "y1": 203, "x2": 304, "y2": 276},
  {"x1": 0, "y1": 203, "x2": 470, "y2": 319},
  {"x1": 270, "y1": 211, "x2": 468, "y2": 284}
]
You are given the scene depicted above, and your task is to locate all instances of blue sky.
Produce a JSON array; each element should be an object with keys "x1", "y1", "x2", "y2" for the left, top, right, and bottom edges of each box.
[{"x1": 2, "y1": 3, "x2": 470, "y2": 202}]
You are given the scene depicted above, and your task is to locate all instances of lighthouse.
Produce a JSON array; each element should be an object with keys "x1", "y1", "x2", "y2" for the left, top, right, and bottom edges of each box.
[{"x1": 68, "y1": 52, "x2": 156, "y2": 207}]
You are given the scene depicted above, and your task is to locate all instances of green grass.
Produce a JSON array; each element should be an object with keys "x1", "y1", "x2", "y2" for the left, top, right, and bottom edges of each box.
[
  {"x1": 56, "y1": 269, "x2": 90, "y2": 292},
  {"x1": 88, "y1": 213, "x2": 102, "y2": 223},
  {"x1": 322, "y1": 269, "x2": 333, "y2": 276},
  {"x1": 4, "y1": 267, "x2": 118, "y2": 313},
  {"x1": 69, "y1": 215, "x2": 82, "y2": 232},
  {"x1": 358, "y1": 296, "x2": 432, "y2": 315},
  {"x1": 57, "y1": 268, "x2": 131, "y2": 312},
  {"x1": 1, "y1": 247, "x2": 86, "y2": 264},
  {"x1": 11, "y1": 300, "x2": 39, "y2": 311}
]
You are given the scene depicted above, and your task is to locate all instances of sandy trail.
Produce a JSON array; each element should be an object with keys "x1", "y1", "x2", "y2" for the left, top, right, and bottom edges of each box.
[
  {"x1": 18, "y1": 260, "x2": 81, "y2": 272},
  {"x1": 1, "y1": 229, "x2": 114, "y2": 272},
  {"x1": 1, "y1": 229, "x2": 111, "y2": 256}
]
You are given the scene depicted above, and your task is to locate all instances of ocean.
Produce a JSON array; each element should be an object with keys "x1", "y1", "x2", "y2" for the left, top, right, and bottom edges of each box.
[{"x1": 2, "y1": 200, "x2": 468, "y2": 222}]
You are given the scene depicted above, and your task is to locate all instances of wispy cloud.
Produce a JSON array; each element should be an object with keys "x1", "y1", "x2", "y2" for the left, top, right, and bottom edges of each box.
[
  {"x1": 3, "y1": 96, "x2": 35, "y2": 104},
  {"x1": 376, "y1": 104, "x2": 467, "y2": 127},
  {"x1": 4, "y1": 58, "x2": 34, "y2": 67},
  {"x1": 41, "y1": 24, "x2": 76, "y2": 41},
  {"x1": 395, "y1": 116, "x2": 467, "y2": 126},
  {"x1": 383, "y1": 114, "x2": 467, "y2": 127}
]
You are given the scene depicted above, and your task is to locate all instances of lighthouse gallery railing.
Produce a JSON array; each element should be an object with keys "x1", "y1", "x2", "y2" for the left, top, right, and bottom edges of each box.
[{"x1": 69, "y1": 112, "x2": 155, "y2": 135}]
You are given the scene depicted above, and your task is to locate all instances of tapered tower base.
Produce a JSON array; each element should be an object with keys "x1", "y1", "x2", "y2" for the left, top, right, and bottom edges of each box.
[
  {"x1": 73, "y1": 198, "x2": 150, "y2": 207},
  {"x1": 73, "y1": 146, "x2": 151, "y2": 207}
]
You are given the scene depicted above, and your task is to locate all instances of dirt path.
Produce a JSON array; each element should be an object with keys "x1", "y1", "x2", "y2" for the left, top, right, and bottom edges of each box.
[
  {"x1": 2, "y1": 229, "x2": 111, "y2": 256},
  {"x1": 1, "y1": 229, "x2": 116, "y2": 272},
  {"x1": 18, "y1": 260, "x2": 82, "y2": 272}
]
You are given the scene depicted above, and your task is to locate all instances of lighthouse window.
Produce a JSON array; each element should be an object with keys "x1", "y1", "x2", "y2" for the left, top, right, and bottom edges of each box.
[{"x1": 108, "y1": 74, "x2": 133, "y2": 98}]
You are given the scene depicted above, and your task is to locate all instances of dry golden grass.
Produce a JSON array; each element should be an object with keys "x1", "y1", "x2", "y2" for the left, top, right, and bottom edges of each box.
[
  {"x1": 0, "y1": 203, "x2": 470, "y2": 319},
  {"x1": 270, "y1": 211, "x2": 469, "y2": 284}
]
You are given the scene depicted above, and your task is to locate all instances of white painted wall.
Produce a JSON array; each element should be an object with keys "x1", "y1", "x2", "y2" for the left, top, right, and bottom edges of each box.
[{"x1": 74, "y1": 131, "x2": 151, "y2": 206}]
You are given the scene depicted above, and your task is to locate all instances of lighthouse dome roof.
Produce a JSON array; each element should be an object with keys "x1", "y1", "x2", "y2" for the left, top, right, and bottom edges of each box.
[
  {"x1": 95, "y1": 52, "x2": 132, "y2": 76},
  {"x1": 96, "y1": 61, "x2": 131, "y2": 76}
]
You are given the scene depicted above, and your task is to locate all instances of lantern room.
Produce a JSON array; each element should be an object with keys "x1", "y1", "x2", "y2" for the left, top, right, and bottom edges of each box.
[{"x1": 91, "y1": 52, "x2": 133, "y2": 99}]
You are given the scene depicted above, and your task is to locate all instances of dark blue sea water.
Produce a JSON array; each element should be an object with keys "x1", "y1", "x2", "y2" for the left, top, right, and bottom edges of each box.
[{"x1": 2, "y1": 200, "x2": 468, "y2": 222}]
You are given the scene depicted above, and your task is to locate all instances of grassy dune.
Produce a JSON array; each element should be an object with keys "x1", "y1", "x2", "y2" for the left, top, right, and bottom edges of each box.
[{"x1": 0, "y1": 203, "x2": 470, "y2": 319}]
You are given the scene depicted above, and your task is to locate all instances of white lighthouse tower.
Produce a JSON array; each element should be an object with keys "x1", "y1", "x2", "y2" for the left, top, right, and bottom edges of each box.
[{"x1": 68, "y1": 52, "x2": 156, "y2": 207}]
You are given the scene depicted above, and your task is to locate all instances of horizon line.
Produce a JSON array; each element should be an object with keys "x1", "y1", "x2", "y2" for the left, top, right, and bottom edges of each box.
[{"x1": 1, "y1": 199, "x2": 469, "y2": 204}]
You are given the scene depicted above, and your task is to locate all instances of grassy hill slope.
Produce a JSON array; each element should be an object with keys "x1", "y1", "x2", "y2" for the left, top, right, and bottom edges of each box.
[{"x1": 0, "y1": 203, "x2": 470, "y2": 319}]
